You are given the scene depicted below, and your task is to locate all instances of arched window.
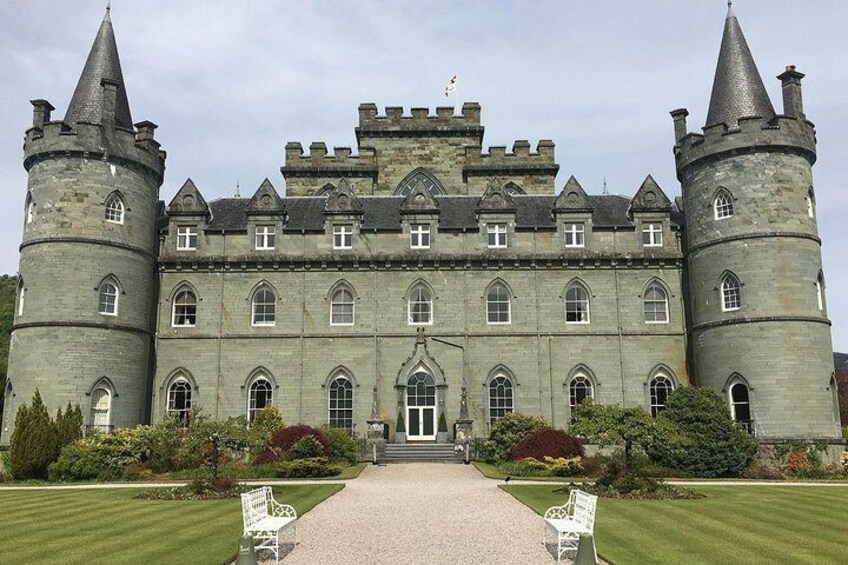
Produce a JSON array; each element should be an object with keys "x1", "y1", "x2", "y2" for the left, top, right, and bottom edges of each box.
[
  {"x1": 721, "y1": 274, "x2": 742, "y2": 312},
  {"x1": 25, "y1": 193, "x2": 34, "y2": 225},
  {"x1": 486, "y1": 284, "x2": 511, "y2": 324},
  {"x1": 649, "y1": 375, "x2": 674, "y2": 417},
  {"x1": 248, "y1": 377, "x2": 273, "y2": 422},
  {"x1": 98, "y1": 281, "x2": 119, "y2": 316},
  {"x1": 729, "y1": 383, "x2": 751, "y2": 432},
  {"x1": 831, "y1": 375, "x2": 840, "y2": 426},
  {"x1": 488, "y1": 374, "x2": 514, "y2": 426},
  {"x1": 816, "y1": 272, "x2": 826, "y2": 313},
  {"x1": 569, "y1": 375, "x2": 594, "y2": 411},
  {"x1": 172, "y1": 288, "x2": 197, "y2": 327},
  {"x1": 807, "y1": 187, "x2": 816, "y2": 219},
  {"x1": 316, "y1": 183, "x2": 335, "y2": 197},
  {"x1": 644, "y1": 283, "x2": 669, "y2": 323},
  {"x1": 90, "y1": 387, "x2": 112, "y2": 433},
  {"x1": 252, "y1": 287, "x2": 276, "y2": 326},
  {"x1": 2, "y1": 382, "x2": 13, "y2": 432},
  {"x1": 167, "y1": 378, "x2": 192, "y2": 425},
  {"x1": 330, "y1": 287, "x2": 355, "y2": 325},
  {"x1": 408, "y1": 285, "x2": 432, "y2": 325},
  {"x1": 16, "y1": 278, "x2": 25, "y2": 317},
  {"x1": 104, "y1": 193, "x2": 125, "y2": 224},
  {"x1": 565, "y1": 284, "x2": 590, "y2": 324},
  {"x1": 328, "y1": 375, "x2": 354, "y2": 429},
  {"x1": 714, "y1": 190, "x2": 734, "y2": 220},
  {"x1": 504, "y1": 182, "x2": 525, "y2": 195},
  {"x1": 397, "y1": 170, "x2": 444, "y2": 196}
]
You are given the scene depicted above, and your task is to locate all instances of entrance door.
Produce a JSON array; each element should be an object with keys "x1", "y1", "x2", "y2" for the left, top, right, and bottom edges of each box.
[{"x1": 406, "y1": 371, "x2": 436, "y2": 441}]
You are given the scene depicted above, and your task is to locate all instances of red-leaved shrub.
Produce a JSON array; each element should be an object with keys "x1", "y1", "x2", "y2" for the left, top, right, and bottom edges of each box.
[
  {"x1": 510, "y1": 429, "x2": 583, "y2": 461},
  {"x1": 270, "y1": 425, "x2": 331, "y2": 460},
  {"x1": 253, "y1": 448, "x2": 278, "y2": 465}
]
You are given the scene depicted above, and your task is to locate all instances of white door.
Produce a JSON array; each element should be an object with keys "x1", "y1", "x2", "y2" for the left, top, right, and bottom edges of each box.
[{"x1": 406, "y1": 371, "x2": 436, "y2": 441}]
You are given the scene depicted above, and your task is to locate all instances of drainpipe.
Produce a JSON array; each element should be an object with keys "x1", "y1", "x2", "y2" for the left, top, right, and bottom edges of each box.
[{"x1": 215, "y1": 230, "x2": 226, "y2": 419}]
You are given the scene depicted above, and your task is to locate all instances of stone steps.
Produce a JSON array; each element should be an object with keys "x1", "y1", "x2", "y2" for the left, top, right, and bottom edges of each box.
[{"x1": 384, "y1": 443, "x2": 460, "y2": 464}]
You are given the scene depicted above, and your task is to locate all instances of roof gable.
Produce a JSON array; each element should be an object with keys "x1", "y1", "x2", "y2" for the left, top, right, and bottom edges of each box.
[
  {"x1": 630, "y1": 175, "x2": 672, "y2": 213},
  {"x1": 324, "y1": 179, "x2": 363, "y2": 215},
  {"x1": 476, "y1": 178, "x2": 516, "y2": 213},
  {"x1": 167, "y1": 178, "x2": 209, "y2": 217},
  {"x1": 246, "y1": 178, "x2": 285, "y2": 215},
  {"x1": 554, "y1": 176, "x2": 593, "y2": 212}
]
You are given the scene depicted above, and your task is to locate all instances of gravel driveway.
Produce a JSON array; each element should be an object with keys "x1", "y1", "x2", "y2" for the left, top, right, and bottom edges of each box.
[{"x1": 272, "y1": 463, "x2": 557, "y2": 564}]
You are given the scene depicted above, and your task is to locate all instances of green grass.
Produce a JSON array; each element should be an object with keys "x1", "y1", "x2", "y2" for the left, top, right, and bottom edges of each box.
[
  {"x1": 502, "y1": 484, "x2": 848, "y2": 565},
  {"x1": 0, "y1": 484, "x2": 343, "y2": 564},
  {"x1": 473, "y1": 461, "x2": 589, "y2": 482}
]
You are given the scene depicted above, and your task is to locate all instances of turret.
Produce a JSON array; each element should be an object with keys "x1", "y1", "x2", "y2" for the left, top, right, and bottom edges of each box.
[
  {"x1": 671, "y1": 4, "x2": 840, "y2": 443},
  {"x1": 1, "y1": 8, "x2": 166, "y2": 444}
]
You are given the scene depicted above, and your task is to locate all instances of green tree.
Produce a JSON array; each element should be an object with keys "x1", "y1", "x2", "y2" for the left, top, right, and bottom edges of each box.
[
  {"x1": 0, "y1": 274, "x2": 17, "y2": 429},
  {"x1": 56, "y1": 402, "x2": 83, "y2": 448},
  {"x1": 10, "y1": 389, "x2": 60, "y2": 480},
  {"x1": 480, "y1": 412, "x2": 549, "y2": 463}
]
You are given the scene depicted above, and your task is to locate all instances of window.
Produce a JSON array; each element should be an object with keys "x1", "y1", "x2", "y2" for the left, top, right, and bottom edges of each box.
[
  {"x1": 714, "y1": 191, "x2": 733, "y2": 220},
  {"x1": 16, "y1": 279, "x2": 24, "y2": 317},
  {"x1": 104, "y1": 194, "x2": 125, "y2": 224},
  {"x1": 721, "y1": 274, "x2": 741, "y2": 312},
  {"x1": 397, "y1": 170, "x2": 444, "y2": 196},
  {"x1": 255, "y1": 225, "x2": 276, "y2": 250},
  {"x1": 252, "y1": 287, "x2": 276, "y2": 326},
  {"x1": 487, "y1": 223, "x2": 508, "y2": 248},
  {"x1": 565, "y1": 284, "x2": 590, "y2": 324},
  {"x1": 408, "y1": 286, "x2": 432, "y2": 325},
  {"x1": 488, "y1": 375, "x2": 514, "y2": 426},
  {"x1": 569, "y1": 375, "x2": 594, "y2": 413},
  {"x1": 248, "y1": 377, "x2": 273, "y2": 422},
  {"x1": 564, "y1": 223, "x2": 585, "y2": 248},
  {"x1": 172, "y1": 288, "x2": 197, "y2": 327},
  {"x1": 328, "y1": 376, "x2": 354, "y2": 429},
  {"x1": 333, "y1": 225, "x2": 353, "y2": 249},
  {"x1": 486, "y1": 284, "x2": 511, "y2": 324},
  {"x1": 167, "y1": 379, "x2": 192, "y2": 425},
  {"x1": 176, "y1": 226, "x2": 197, "y2": 251},
  {"x1": 331, "y1": 287, "x2": 355, "y2": 325},
  {"x1": 25, "y1": 193, "x2": 34, "y2": 225},
  {"x1": 98, "y1": 281, "x2": 118, "y2": 316},
  {"x1": 90, "y1": 387, "x2": 111, "y2": 432},
  {"x1": 643, "y1": 283, "x2": 669, "y2": 323},
  {"x1": 410, "y1": 224, "x2": 431, "y2": 249},
  {"x1": 2, "y1": 382, "x2": 13, "y2": 432},
  {"x1": 807, "y1": 188, "x2": 816, "y2": 219},
  {"x1": 649, "y1": 375, "x2": 674, "y2": 417},
  {"x1": 729, "y1": 383, "x2": 751, "y2": 431},
  {"x1": 642, "y1": 223, "x2": 663, "y2": 247},
  {"x1": 816, "y1": 272, "x2": 825, "y2": 312}
]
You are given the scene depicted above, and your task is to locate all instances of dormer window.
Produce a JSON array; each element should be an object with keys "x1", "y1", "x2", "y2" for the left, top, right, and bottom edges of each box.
[
  {"x1": 255, "y1": 225, "x2": 276, "y2": 250},
  {"x1": 176, "y1": 226, "x2": 197, "y2": 251},
  {"x1": 410, "y1": 224, "x2": 431, "y2": 249},
  {"x1": 564, "y1": 223, "x2": 585, "y2": 248},
  {"x1": 487, "y1": 223, "x2": 508, "y2": 249},
  {"x1": 333, "y1": 225, "x2": 353, "y2": 250},
  {"x1": 642, "y1": 223, "x2": 663, "y2": 247}
]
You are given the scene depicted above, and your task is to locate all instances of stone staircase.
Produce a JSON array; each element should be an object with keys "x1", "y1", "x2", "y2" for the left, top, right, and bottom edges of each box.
[{"x1": 384, "y1": 443, "x2": 460, "y2": 464}]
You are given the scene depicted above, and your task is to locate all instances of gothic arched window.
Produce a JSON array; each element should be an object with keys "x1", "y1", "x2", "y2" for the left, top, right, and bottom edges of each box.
[
  {"x1": 16, "y1": 278, "x2": 25, "y2": 317},
  {"x1": 330, "y1": 287, "x2": 355, "y2": 325},
  {"x1": 565, "y1": 284, "x2": 590, "y2": 324},
  {"x1": 486, "y1": 284, "x2": 511, "y2": 324},
  {"x1": 248, "y1": 376, "x2": 273, "y2": 422},
  {"x1": 807, "y1": 187, "x2": 816, "y2": 219},
  {"x1": 397, "y1": 170, "x2": 445, "y2": 196},
  {"x1": 569, "y1": 375, "x2": 594, "y2": 411},
  {"x1": 328, "y1": 375, "x2": 354, "y2": 429},
  {"x1": 408, "y1": 285, "x2": 433, "y2": 325},
  {"x1": 488, "y1": 374, "x2": 514, "y2": 426},
  {"x1": 90, "y1": 387, "x2": 112, "y2": 432},
  {"x1": 25, "y1": 193, "x2": 34, "y2": 225},
  {"x1": 251, "y1": 287, "x2": 276, "y2": 326},
  {"x1": 721, "y1": 273, "x2": 742, "y2": 312},
  {"x1": 644, "y1": 283, "x2": 668, "y2": 323},
  {"x1": 816, "y1": 272, "x2": 826, "y2": 313},
  {"x1": 714, "y1": 190, "x2": 734, "y2": 220},
  {"x1": 172, "y1": 288, "x2": 197, "y2": 327},
  {"x1": 167, "y1": 378, "x2": 192, "y2": 425},
  {"x1": 98, "y1": 280, "x2": 119, "y2": 316},
  {"x1": 649, "y1": 375, "x2": 674, "y2": 417},
  {"x1": 104, "y1": 193, "x2": 125, "y2": 224},
  {"x1": 729, "y1": 382, "x2": 751, "y2": 431}
]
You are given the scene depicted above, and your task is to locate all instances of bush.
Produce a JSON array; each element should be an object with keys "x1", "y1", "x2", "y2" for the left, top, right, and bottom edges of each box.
[
  {"x1": 48, "y1": 427, "x2": 151, "y2": 481},
  {"x1": 321, "y1": 426, "x2": 360, "y2": 464},
  {"x1": 511, "y1": 429, "x2": 583, "y2": 461},
  {"x1": 654, "y1": 387, "x2": 757, "y2": 478},
  {"x1": 267, "y1": 425, "x2": 330, "y2": 462},
  {"x1": 55, "y1": 403, "x2": 83, "y2": 449},
  {"x1": 274, "y1": 458, "x2": 342, "y2": 478},
  {"x1": 290, "y1": 436, "x2": 326, "y2": 460},
  {"x1": 744, "y1": 456, "x2": 785, "y2": 480},
  {"x1": 10, "y1": 390, "x2": 60, "y2": 480},
  {"x1": 479, "y1": 413, "x2": 549, "y2": 463}
]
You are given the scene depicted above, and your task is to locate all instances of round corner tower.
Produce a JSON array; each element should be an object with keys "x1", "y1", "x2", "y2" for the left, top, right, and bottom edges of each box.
[
  {"x1": 671, "y1": 5, "x2": 840, "y2": 442},
  {"x1": 1, "y1": 10, "x2": 166, "y2": 444}
]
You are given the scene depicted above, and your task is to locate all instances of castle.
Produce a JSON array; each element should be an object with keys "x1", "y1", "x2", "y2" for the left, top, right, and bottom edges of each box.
[{"x1": 1, "y1": 5, "x2": 842, "y2": 449}]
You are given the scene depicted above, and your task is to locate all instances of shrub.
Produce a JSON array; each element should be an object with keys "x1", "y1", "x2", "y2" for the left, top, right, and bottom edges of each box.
[
  {"x1": 253, "y1": 448, "x2": 278, "y2": 466},
  {"x1": 10, "y1": 390, "x2": 60, "y2": 480},
  {"x1": 654, "y1": 387, "x2": 757, "y2": 478},
  {"x1": 744, "y1": 456, "x2": 785, "y2": 480},
  {"x1": 268, "y1": 425, "x2": 330, "y2": 462},
  {"x1": 321, "y1": 425, "x2": 360, "y2": 464},
  {"x1": 55, "y1": 402, "x2": 83, "y2": 449},
  {"x1": 545, "y1": 456, "x2": 583, "y2": 477},
  {"x1": 511, "y1": 429, "x2": 583, "y2": 461},
  {"x1": 274, "y1": 458, "x2": 342, "y2": 478},
  {"x1": 48, "y1": 427, "x2": 151, "y2": 481},
  {"x1": 481, "y1": 413, "x2": 549, "y2": 463},
  {"x1": 497, "y1": 457, "x2": 550, "y2": 477},
  {"x1": 289, "y1": 436, "x2": 326, "y2": 460}
]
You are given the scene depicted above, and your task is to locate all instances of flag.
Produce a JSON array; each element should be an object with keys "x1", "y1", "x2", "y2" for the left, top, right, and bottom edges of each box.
[{"x1": 444, "y1": 75, "x2": 458, "y2": 97}]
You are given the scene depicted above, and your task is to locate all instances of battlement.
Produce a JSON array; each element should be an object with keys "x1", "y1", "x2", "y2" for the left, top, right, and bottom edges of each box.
[
  {"x1": 282, "y1": 142, "x2": 378, "y2": 178},
  {"x1": 355, "y1": 103, "x2": 484, "y2": 141},
  {"x1": 463, "y1": 140, "x2": 558, "y2": 179}
]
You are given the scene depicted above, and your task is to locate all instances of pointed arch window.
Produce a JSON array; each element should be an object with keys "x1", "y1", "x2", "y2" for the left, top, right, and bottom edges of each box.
[
  {"x1": 252, "y1": 287, "x2": 276, "y2": 326},
  {"x1": 167, "y1": 378, "x2": 192, "y2": 425},
  {"x1": 98, "y1": 280, "x2": 119, "y2": 316},
  {"x1": 328, "y1": 375, "x2": 354, "y2": 429},
  {"x1": 3, "y1": 381, "x2": 13, "y2": 431},
  {"x1": 408, "y1": 285, "x2": 433, "y2": 325},
  {"x1": 16, "y1": 278, "x2": 25, "y2": 317},
  {"x1": 488, "y1": 374, "x2": 514, "y2": 426},
  {"x1": 172, "y1": 288, "x2": 197, "y2": 327},
  {"x1": 714, "y1": 190, "x2": 734, "y2": 220},
  {"x1": 649, "y1": 375, "x2": 674, "y2": 417},
  {"x1": 248, "y1": 376, "x2": 273, "y2": 422},
  {"x1": 729, "y1": 382, "x2": 752, "y2": 432},
  {"x1": 397, "y1": 170, "x2": 444, "y2": 196},
  {"x1": 486, "y1": 284, "x2": 511, "y2": 324},
  {"x1": 90, "y1": 387, "x2": 112, "y2": 433},
  {"x1": 104, "y1": 193, "x2": 125, "y2": 224},
  {"x1": 569, "y1": 375, "x2": 594, "y2": 411},
  {"x1": 504, "y1": 182, "x2": 525, "y2": 195},
  {"x1": 25, "y1": 193, "x2": 34, "y2": 225},
  {"x1": 565, "y1": 284, "x2": 590, "y2": 324},
  {"x1": 644, "y1": 283, "x2": 669, "y2": 324},
  {"x1": 816, "y1": 272, "x2": 826, "y2": 313},
  {"x1": 721, "y1": 274, "x2": 742, "y2": 312},
  {"x1": 807, "y1": 187, "x2": 816, "y2": 219},
  {"x1": 330, "y1": 286, "x2": 355, "y2": 326}
]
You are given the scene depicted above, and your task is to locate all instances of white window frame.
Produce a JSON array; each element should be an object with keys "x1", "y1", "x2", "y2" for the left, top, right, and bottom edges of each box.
[
  {"x1": 714, "y1": 191, "x2": 733, "y2": 220},
  {"x1": 176, "y1": 226, "x2": 197, "y2": 251},
  {"x1": 564, "y1": 223, "x2": 585, "y2": 248},
  {"x1": 649, "y1": 375, "x2": 674, "y2": 417},
  {"x1": 807, "y1": 188, "x2": 816, "y2": 219},
  {"x1": 25, "y1": 194, "x2": 34, "y2": 225},
  {"x1": 90, "y1": 387, "x2": 112, "y2": 431},
  {"x1": 488, "y1": 374, "x2": 514, "y2": 427},
  {"x1": 642, "y1": 223, "x2": 663, "y2": 247},
  {"x1": 569, "y1": 375, "x2": 594, "y2": 411},
  {"x1": 98, "y1": 281, "x2": 119, "y2": 316},
  {"x1": 254, "y1": 225, "x2": 276, "y2": 250},
  {"x1": 408, "y1": 286, "x2": 433, "y2": 326},
  {"x1": 486, "y1": 284, "x2": 511, "y2": 325},
  {"x1": 247, "y1": 377, "x2": 273, "y2": 422},
  {"x1": 104, "y1": 194, "x2": 125, "y2": 224},
  {"x1": 486, "y1": 223, "x2": 508, "y2": 249},
  {"x1": 167, "y1": 378, "x2": 192, "y2": 425},
  {"x1": 17, "y1": 280, "x2": 25, "y2": 317},
  {"x1": 251, "y1": 287, "x2": 277, "y2": 327},
  {"x1": 330, "y1": 287, "x2": 355, "y2": 326},
  {"x1": 565, "y1": 285, "x2": 590, "y2": 324},
  {"x1": 410, "y1": 223, "x2": 431, "y2": 249},
  {"x1": 643, "y1": 283, "x2": 669, "y2": 324},
  {"x1": 816, "y1": 273, "x2": 825, "y2": 313},
  {"x1": 721, "y1": 274, "x2": 742, "y2": 312},
  {"x1": 328, "y1": 375, "x2": 354, "y2": 429},
  {"x1": 729, "y1": 382, "x2": 751, "y2": 424},
  {"x1": 172, "y1": 289, "x2": 197, "y2": 327},
  {"x1": 333, "y1": 225, "x2": 353, "y2": 250}
]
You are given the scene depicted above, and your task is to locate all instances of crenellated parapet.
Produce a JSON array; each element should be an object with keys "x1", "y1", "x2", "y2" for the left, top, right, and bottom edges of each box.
[
  {"x1": 463, "y1": 139, "x2": 558, "y2": 180},
  {"x1": 355, "y1": 103, "x2": 484, "y2": 142},
  {"x1": 282, "y1": 142, "x2": 377, "y2": 177}
]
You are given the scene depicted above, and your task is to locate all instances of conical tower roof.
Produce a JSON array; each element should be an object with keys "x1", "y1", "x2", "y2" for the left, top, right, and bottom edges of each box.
[
  {"x1": 64, "y1": 8, "x2": 133, "y2": 128},
  {"x1": 705, "y1": 4, "x2": 775, "y2": 128}
]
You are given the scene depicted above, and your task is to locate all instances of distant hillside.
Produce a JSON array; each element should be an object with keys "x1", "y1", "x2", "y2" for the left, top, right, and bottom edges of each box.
[
  {"x1": 0, "y1": 275, "x2": 16, "y2": 428},
  {"x1": 835, "y1": 352, "x2": 848, "y2": 372}
]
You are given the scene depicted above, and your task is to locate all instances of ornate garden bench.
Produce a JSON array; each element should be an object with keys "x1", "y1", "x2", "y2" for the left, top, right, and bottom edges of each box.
[
  {"x1": 241, "y1": 486, "x2": 297, "y2": 563},
  {"x1": 543, "y1": 489, "x2": 598, "y2": 562}
]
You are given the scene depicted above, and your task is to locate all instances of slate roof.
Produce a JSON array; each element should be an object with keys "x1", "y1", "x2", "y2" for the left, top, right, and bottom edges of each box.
[
  {"x1": 835, "y1": 352, "x2": 848, "y2": 372},
  {"x1": 202, "y1": 194, "x2": 682, "y2": 233}
]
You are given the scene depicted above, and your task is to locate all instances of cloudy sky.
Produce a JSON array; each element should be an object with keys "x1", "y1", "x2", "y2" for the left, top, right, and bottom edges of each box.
[{"x1": 1, "y1": 0, "x2": 846, "y2": 350}]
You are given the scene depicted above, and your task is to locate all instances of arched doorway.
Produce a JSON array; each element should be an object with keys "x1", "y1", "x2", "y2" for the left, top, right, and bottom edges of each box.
[{"x1": 406, "y1": 371, "x2": 436, "y2": 440}]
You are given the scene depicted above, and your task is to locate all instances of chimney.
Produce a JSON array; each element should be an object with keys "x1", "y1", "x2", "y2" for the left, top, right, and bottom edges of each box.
[
  {"x1": 777, "y1": 65, "x2": 805, "y2": 119},
  {"x1": 30, "y1": 99, "x2": 55, "y2": 128},
  {"x1": 670, "y1": 108, "x2": 690, "y2": 142}
]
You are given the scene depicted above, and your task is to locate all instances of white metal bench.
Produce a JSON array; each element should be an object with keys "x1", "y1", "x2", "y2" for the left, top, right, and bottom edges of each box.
[
  {"x1": 543, "y1": 489, "x2": 598, "y2": 562},
  {"x1": 241, "y1": 486, "x2": 297, "y2": 563}
]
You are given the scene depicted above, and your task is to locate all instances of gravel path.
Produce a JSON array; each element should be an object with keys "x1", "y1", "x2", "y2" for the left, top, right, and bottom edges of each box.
[{"x1": 271, "y1": 463, "x2": 557, "y2": 565}]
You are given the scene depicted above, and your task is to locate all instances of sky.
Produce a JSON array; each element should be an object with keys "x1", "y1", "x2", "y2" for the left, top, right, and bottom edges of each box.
[{"x1": 0, "y1": 0, "x2": 846, "y2": 351}]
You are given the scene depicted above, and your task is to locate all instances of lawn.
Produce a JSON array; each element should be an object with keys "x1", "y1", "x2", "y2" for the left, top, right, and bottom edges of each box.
[
  {"x1": 502, "y1": 484, "x2": 848, "y2": 565},
  {"x1": 0, "y1": 484, "x2": 343, "y2": 564}
]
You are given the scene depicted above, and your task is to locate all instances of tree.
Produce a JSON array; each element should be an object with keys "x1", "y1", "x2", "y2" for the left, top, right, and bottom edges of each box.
[
  {"x1": 0, "y1": 275, "x2": 17, "y2": 429},
  {"x1": 56, "y1": 402, "x2": 83, "y2": 448},
  {"x1": 9, "y1": 389, "x2": 59, "y2": 480}
]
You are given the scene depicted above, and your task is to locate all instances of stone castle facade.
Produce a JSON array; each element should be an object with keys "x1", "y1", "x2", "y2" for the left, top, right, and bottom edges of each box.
[{"x1": 1, "y1": 6, "x2": 842, "y2": 446}]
